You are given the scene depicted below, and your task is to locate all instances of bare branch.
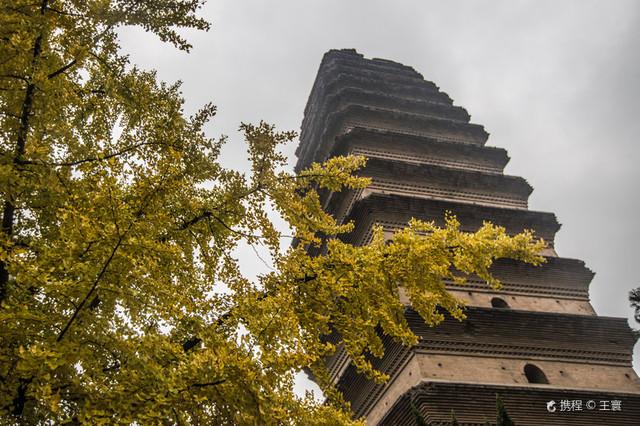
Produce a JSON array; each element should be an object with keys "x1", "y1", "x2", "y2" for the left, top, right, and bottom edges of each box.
[
  {"x1": 47, "y1": 59, "x2": 78, "y2": 79},
  {"x1": 56, "y1": 232, "x2": 126, "y2": 342},
  {"x1": 189, "y1": 379, "x2": 226, "y2": 389}
]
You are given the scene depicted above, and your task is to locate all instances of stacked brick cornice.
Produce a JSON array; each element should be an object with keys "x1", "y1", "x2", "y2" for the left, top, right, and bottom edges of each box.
[{"x1": 297, "y1": 49, "x2": 640, "y2": 425}]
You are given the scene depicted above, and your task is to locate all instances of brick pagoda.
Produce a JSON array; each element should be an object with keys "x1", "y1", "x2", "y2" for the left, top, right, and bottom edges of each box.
[{"x1": 295, "y1": 49, "x2": 640, "y2": 425}]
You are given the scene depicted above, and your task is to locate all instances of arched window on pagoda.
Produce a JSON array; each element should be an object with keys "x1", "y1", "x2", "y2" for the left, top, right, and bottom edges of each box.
[
  {"x1": 524, "y1": 363, "x2": 549, "y2": 384},
  {"x1": 491, "y1": 297, "x2": 510, "y2": 309}
]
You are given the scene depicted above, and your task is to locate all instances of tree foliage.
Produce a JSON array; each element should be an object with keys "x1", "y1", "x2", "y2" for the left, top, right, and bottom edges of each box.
[
  {"x1": 410, "y1": 402, "x2": 427, "y2": 426},
  {"x1": 450, "y1": 409, "x2": 459, "y2": 426},
  {"x1": 1, "y1": 1, "x2": 545, "y2": 424},
  {"x1": 629, "y1": 287, "x2": 640, "y2": 324},
  {"x1": 496, "y1": 395, "x2": 515, "y2": 426}
]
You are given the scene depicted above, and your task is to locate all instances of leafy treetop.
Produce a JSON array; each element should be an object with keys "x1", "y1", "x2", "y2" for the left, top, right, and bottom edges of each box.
[{"x1": 0, "y1": 1, "x2": 545, "y2": 424}]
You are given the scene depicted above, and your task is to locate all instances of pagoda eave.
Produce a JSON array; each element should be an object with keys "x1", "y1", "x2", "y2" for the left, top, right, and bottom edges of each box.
[{"x1": 380, "y1": 381, "x2": 640, "y2": 425}]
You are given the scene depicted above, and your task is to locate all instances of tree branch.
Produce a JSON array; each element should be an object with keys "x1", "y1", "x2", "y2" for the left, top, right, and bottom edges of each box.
[
  {"x1": 11, "y1": 377, "x2": 33, "y2": 415},
  {"x1": 0, "y1": 0, "x2": 50, "y2": 303},
  {"x1": 189, "y1": 379, "x2": 226, "y2": 389},
  {"x1": 56, "y1": 173, "x2": 169, "y2": 341},
  {"x1": 56, "y1": 232, "x2": 125, "y2": 342},
  {"x1": 16, "y1": 141, "x2": 169, "y2": 167},
  {"x1": 47, "y1": 59, "x2": 77, "y2": 79}
]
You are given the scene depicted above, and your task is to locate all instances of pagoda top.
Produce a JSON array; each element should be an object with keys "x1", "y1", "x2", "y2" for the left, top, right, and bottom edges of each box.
[
  {"x1": 320, "y1": 49, "x2": 422, "y2": 76},
  {"x1": 297, "y1": 49, "x2": 483, "y2": 171}
]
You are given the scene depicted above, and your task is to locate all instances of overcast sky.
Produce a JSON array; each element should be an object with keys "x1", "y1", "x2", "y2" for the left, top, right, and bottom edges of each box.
[{"x1": 119, "y1": 0, "x2": 640, "y2": 378}]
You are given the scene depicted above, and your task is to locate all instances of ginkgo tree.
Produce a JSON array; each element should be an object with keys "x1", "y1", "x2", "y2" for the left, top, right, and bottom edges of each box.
[{"x1": 0, "y1": 1, "x2": 545, "y2": 424}]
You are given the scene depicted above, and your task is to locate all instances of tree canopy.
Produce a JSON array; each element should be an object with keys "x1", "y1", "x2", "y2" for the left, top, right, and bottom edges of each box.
[
  {"x1": 1, "y1": 1, "x2": 545, "y2": 423},
  {"x1": 629, "y1": 287, "x2": 640, "y2": 325}
]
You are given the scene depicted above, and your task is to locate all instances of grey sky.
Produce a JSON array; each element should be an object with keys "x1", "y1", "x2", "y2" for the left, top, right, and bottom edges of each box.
[{"x1": 118, "y1": 0, "x2": 640, "y2": 378}]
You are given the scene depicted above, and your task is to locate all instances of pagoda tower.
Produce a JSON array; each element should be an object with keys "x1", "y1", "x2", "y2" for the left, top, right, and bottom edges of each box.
[{"x1": 295, "y1": 49, "x2": 640, "y2": 425}]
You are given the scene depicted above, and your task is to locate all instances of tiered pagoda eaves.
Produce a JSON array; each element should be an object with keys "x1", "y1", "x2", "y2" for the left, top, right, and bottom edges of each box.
[{"x1": 295, "y1": 49, "x2": 640, "y2": 425}]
